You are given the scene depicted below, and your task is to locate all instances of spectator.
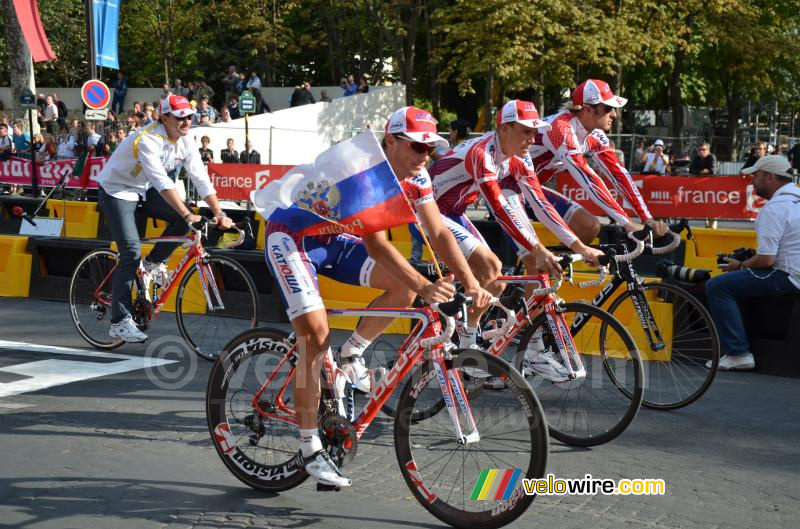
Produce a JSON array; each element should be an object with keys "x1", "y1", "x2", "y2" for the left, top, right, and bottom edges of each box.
[
  {"x1": 220, "y1": 138, "x2": 238, "y2": 163},
  {"x1": 109, "y1": 129, "x2": 127, "y2": 153},
  {"x1": 236, "y1": 73, "x2": 246, "y2": 94},
  {"x1": 227, "y1": 94, "x2": 240, "y2": 120},
  {"x1": 218, "y1": 107, "x2": 232, "y2": 123},
  {"x1": 290, "y1": 82, "x2": 316, "y2": 107},
  {"x1": 642, "y1": 139, "x2": 669, "y2": 175},
  {"x1": 111, "y1": 71, "x2": 129, "y2": 114},
  {"x1": 192, "y1": 96, "x2": 218, "y2": 126},
  {"x1": 319, "y1": 89, "x2": 332, "y2": 103},
  {"x1": 341, "y1": 75, "x2": 358, "y2": 96},
  {"x1": 172, "y1": 79, "x2": 189, "y2": 97},
  {"x1": 789, "y1": 142, "x2": 800, "y2": 174},
  {"x1": 56, "y1": 125, "x2": 77, "y2": 159},
  {"x1": 223, "y1": 66, "x2": 239, "y2": 103},
  {"x1": 42, "y1": 133, "x2": 57, "y2": 161},
  {"x1": 198, "y1": 135, "x2": 214, "y2": 166},
  {"x1": 185, "y1": 81, "x2": 196, "y2": 101},
  {"x1": 247, "y1": 71, "x2": 262, "y2": 90},
  {"x1": 43, "y1": 95, "x2": 58, "y2": 134},
  {"x1": 85, "y1": 122, "x2": 105, "y2": 155},
  {"x1": 196, "y1": 80, "x2": 215, "y2": 102},
  {"x1": 31, "y1": 132, "x2": 44, "y2": 158},
  {"x1": 689, "y1": 143, "x2": 717, "y2": 176},
  {"x1": 705, "y1": 155, "x2": 800, "y2": 371},
  {"x1": 357, "y1": 75, "x2": 369, "y2": 94},
  {"x1": 632, "y1": 141, "x2": 645, "y2": 172},
  {"x1": 11, "y1": 121, "x2": 30, "y2": 155},
  {"x1": 52, "y1": 93, "x2": 68, "y2": 127},
  {"x1": 239, "y1": 140, "x2": 260, "y2": 164},
  {"x1": 742, "y1": 141, "x2": 767, "y2": 171},
  {"x1": 128, "y1": 112, "x2": 145, "y2": 132},
  {"x1": 0, "y1": 123, "x2": 12, "y2": 161},
  {"x1": 143, "y1": 105, "x2": 157, "y2": 125}
]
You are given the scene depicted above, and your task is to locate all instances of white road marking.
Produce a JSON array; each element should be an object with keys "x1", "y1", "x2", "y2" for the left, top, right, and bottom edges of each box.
[
  {"x1": 0, "y1": 402, "x2": 34, "y2": 409},
  {"x1": 0, "y1": 340, "x2": 178, "y2": 398}
]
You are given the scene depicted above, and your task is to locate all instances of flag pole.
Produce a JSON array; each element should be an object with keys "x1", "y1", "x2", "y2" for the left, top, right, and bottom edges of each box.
[{"x1": 413, "y1": 222, "x2": 443, "y2": 279}]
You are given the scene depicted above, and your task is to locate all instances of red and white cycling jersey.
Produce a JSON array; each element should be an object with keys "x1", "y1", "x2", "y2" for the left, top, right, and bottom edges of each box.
[
  {"x1": 400, "y1": 168, "x2": 435, "y2": 210},
  {"x1": 429, "y1": 131, "x2": 578, "y2": 250},
  {"x1": 529, "y1": 111, "x2": 652, "y2": 225}
]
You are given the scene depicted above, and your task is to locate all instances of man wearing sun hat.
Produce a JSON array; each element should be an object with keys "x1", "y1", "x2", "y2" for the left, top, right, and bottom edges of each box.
[
  {"x1": 529, "y1": 79, "x2": 669, "y2": 244},
  {"x1": 96, "y1": 94, "x2": 232, "y2": 343},
  {"x1": 704, "y1": 155, "x2": 800, "y2": 371}
]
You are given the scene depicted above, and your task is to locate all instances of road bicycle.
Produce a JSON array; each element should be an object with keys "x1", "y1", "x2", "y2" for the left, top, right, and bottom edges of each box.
[
  {"x1": 381, "y1": 242, "x2": 645, "y2": 447},
  {"x1": 206, "y1": 295, "x2": 549, "y2": 529},
  {"x1": 520, "y1": 222, "x2": 720, "y2": 410},
  {"x1": 68, "y1": 218, "x2": 260, "y2": 361}
]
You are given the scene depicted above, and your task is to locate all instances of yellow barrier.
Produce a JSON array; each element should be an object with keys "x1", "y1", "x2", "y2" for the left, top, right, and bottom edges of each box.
[
  {"x1": 683, "y1": 226, "x2": 756, "y2": 277},
  {"x1": 47, "y1": 200, "x2": 99, "y2": 239},
  {"x1": 0, "y1": 235, "x2": 32, "y2": 297}
]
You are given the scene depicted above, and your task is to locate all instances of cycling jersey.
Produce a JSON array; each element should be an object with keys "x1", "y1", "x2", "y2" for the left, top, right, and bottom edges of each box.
[
  {"x1": 529, "y1": 111, "x2": 651, "y2": 224},
  {"x1": 429, "y1": 131, "x2": 578, "y2": 253}
]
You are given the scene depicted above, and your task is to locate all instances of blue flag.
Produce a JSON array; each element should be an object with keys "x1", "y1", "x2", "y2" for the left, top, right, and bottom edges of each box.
[{"x1": 93, "y1": 0, "x2": 120, "y2": 69}]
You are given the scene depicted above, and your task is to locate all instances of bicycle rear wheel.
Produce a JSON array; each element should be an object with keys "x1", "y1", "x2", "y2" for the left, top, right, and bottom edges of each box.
[
  {"x1": 514, "y1": 302, "x2": 643, "y2": 447},
  {"x1": 176, "y1": 254, "x2": 260, "y2": 361},
  {"x1": 605, "y1": 281, "x2": 720, "y2": 410},
  {"x1": 394, "y1": 349, "x2": 548, "y2": 529},
  {"x1": 68, "y1": 249, "x2": 124, "y2": 349},
  {"x1": 206, "y1": 327, "x2": 308, "y2": 492}
]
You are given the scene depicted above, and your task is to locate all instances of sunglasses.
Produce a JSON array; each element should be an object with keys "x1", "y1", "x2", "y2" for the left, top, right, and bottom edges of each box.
[
  {"x1": 395, "y1": 134, "x2": 435, "y2": 155},
  {"x1": 171, "y1": 114, "x2": 192, "y2": 122}
]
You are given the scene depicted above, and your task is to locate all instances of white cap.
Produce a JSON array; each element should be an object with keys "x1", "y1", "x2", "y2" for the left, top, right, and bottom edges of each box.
[{"x1": 741, "y1": 155, "x2": 793, "y2": 178}]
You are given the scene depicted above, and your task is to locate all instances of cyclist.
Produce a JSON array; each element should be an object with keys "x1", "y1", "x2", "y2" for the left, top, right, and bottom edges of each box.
[
  {"x1": 429, "y1": 99, "x2": 603, "y2": 380},
  {"x1": 529, "y1": 79, "x2": 669, "y2": 243},
  {"x1": 257, "y1": 107, "x2": 491, "y2": 488},
  {"x1": 97, "y1": 95, "x2": 233, "y2": 343}
]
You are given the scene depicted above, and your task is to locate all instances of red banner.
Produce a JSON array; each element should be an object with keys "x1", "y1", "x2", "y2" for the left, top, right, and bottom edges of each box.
[
  {"x1": 207, "y1": 163, "x2": 295, "y2": 201},
  {"x1": 0, "y1": 156, "x2": 106, "y2": 188},
  {"x1": 554, "y1": 174, "x2": 766, "y2": 220},
  {"x1": 12, "y1": 0, "x2": 57, "y2": 62}
]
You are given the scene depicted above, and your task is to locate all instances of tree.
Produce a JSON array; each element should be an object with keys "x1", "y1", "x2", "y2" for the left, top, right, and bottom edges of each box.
[{"x1": 3, "y1": 0, "x2": 38, "y2": 127}]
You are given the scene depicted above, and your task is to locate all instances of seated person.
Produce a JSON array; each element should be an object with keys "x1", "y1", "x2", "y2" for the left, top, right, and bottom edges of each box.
[{"x1": 705, "y1": 155, "x2": 800, "y2": 370}]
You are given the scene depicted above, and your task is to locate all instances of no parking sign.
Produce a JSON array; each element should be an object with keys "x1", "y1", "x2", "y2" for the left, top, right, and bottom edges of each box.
[{"x1": 81, "y1": 79, "x2": 110, "y2": 110}]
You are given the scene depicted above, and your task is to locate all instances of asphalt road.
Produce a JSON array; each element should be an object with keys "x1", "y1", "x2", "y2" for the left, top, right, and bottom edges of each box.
[{"x1": 1, "y1": 297, "x2": 798, "y2": 529}]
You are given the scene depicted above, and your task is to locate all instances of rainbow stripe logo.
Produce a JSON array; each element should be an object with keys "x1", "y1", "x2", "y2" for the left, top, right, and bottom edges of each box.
[{"x1": 470, "y1": 469, "x2": 523, "y2": 500}]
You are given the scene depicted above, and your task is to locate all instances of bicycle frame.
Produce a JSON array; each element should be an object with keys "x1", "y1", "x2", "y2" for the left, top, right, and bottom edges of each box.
[
  {"x1": 92, "y1": 230, "x2": 224, "y2": 321},
  {"x1": 247, "y1": 306, "x2": 480, "y2": 445},
  {"x1": 485, "y1": 273, "x2": 586, "y2": 379}
]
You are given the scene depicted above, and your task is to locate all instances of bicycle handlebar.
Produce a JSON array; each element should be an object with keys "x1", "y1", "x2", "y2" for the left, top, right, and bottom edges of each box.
[
  {"x1": 421, "y1": 293, "x2": 471, "y2": 348},
  {"x1": 189, "y1": 217, "x2": 252, "y2": 249},
  {"x1": 481, "y1": 289, "x2": 524, "y2": 341},
  {"x1": 648, "y1": 230, "x2": 681, "y2": 255}
]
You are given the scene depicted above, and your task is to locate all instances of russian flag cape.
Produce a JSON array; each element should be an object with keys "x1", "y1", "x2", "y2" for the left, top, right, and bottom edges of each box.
[{"x1": 251, "y1": 131, "x2": 417, "y2": 236}]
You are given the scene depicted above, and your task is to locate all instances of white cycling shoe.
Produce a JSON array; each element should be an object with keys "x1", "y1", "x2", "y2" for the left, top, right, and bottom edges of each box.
[
  {"x1": 338, "y1": 353, "x2": 384, "y2": 394},
  {"x1": 522, "y1": 351, "x2": 570, "y2": 383},
  {"x1": 109, "y1": 315, "x2": 148, "y2": 343},
  {"x1": 297, "y1": 449, "x2": 352, "y2": 487}
]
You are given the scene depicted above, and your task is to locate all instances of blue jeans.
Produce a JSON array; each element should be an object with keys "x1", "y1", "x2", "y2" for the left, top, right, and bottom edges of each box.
[
  {"x1": 98, "y1": 187, "x2": 187, "y2": 323},
  {"x1": 705, "y1": 268, "x2": 800, "y2": 356},
  {"x1": 112, "y1": 92, "x2": 126, "y2": 114}
]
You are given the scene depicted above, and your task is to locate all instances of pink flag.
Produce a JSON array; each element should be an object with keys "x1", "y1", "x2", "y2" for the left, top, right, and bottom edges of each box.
[{"x1": 12, "y1": 0, "x2": 57, "y2": 62}]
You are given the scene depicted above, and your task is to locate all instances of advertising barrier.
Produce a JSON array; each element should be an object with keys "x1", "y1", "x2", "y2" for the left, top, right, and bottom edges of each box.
[
  {"x1": 0, "y1": 156, "x2": 106, "y2": 189},
  {"x1": 554, "y1": 173, "x2": 767, "y2": 219},
  {"x1": 207, "y1": 163, "x2": 294, "y2": 201}
]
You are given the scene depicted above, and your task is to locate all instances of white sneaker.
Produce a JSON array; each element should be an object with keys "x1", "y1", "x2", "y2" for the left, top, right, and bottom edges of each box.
[
  {"x1": 523, "y1": 351, "x2": 569, "y2": 382},
  {"x1": 142, "y1": 259, "x2": 168, "y2": 293},
  {"x1": 338, "y1": 354, "x2": 382, "y2": 393},
  {"x1": 707, "y1": 353, "x2": 755, "y2": 371},
  {"x1": 109, "y1": 315, "x2": 148, "y2": 343},
  {"x1": 297, "y1": 449, "x2": 351, "y2": 487}
]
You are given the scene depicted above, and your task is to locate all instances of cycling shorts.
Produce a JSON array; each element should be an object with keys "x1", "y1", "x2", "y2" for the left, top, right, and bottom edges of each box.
[
  {"x1": 537, "y1": 187, "x2": 581, "y2": 223},
  {"x1": 264, "y1": 225, "x2": 375, "y2": 320},
  {"x1": 409, "y1": 214, "x2": 487, "y2": 260}
]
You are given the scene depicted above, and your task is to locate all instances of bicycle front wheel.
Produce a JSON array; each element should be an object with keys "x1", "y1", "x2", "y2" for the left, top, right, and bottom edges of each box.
[
  {"x1": 605, "y1": 281, "x2": 720, "y2": 410},
  {"x1": 206, "y1": 327, "x2": 308, "y2": 492},
  {"x1": 176, "y1": 254, "x2": 260, "y2": 361},
  {"x1": 515, "y1": 302, "x2": 643, "y2": 447},
  {"x1": 394, "y1": 349, "x2": 548, "y2": 529},
  {"x1": 68, "y1": 249, "x2": 124, "y2": 349}
]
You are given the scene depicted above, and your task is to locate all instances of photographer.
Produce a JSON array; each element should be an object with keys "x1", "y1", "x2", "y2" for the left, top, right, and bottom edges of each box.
[{"x1": 705, "y1": 155, "x2": 800, "y2": 370}]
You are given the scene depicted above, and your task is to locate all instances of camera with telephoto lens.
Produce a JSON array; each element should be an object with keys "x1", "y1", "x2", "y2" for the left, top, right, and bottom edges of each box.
[
  {"x1": 716, "y1": 247, "x2": 756, "y2": 265},
  {"x1": 656, "y1": 259, "x2": 711, "y2": 283}
]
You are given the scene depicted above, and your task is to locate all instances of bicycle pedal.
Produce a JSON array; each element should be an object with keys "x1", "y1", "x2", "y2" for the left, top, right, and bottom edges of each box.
[{"x1": 316, "y1": 483, "x2": 341, "y2": 492}]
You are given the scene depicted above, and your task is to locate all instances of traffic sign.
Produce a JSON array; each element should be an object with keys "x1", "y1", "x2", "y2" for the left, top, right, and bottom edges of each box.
[
  {"x1": 81, "y1": 79, "x2": 110, "y2": 110},
  {"x1": 239, "y1": 92, "x2": 256, "y2": 114},
  {"x1": 19, "y1": 88, "x2": 37, "y2": 109},
  {"x1": 84, "y1": 108, "x2": 108, "y2": 120}
]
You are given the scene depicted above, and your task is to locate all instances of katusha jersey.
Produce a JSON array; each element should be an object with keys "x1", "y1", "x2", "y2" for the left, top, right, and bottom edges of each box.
[
  {"x1": 529, "y1": 111, "x2": 652, "y2": 225},
  {"x1": 429, "y1": 131, "x2": 578, "y2": 250}
]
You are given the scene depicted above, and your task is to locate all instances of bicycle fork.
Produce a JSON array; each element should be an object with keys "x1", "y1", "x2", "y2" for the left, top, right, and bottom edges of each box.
[
  {"x1": 433, "y1": 353, "x2": 480, "y2": 445},
  {"x1": 545, "y1": 308, "x2": 587, "y2": 380}
]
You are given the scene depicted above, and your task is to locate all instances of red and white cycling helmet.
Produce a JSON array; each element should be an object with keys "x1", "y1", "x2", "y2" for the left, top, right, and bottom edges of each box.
[
  {"x1": 386, "y1": 106, "x2": 449, "y2": 148},
  {"x1": 496, "y1": 99, "x2": 551, "y2": 130},
  {"x1": 571, "y1": 79, "x2": 627, "y2": 108}
]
